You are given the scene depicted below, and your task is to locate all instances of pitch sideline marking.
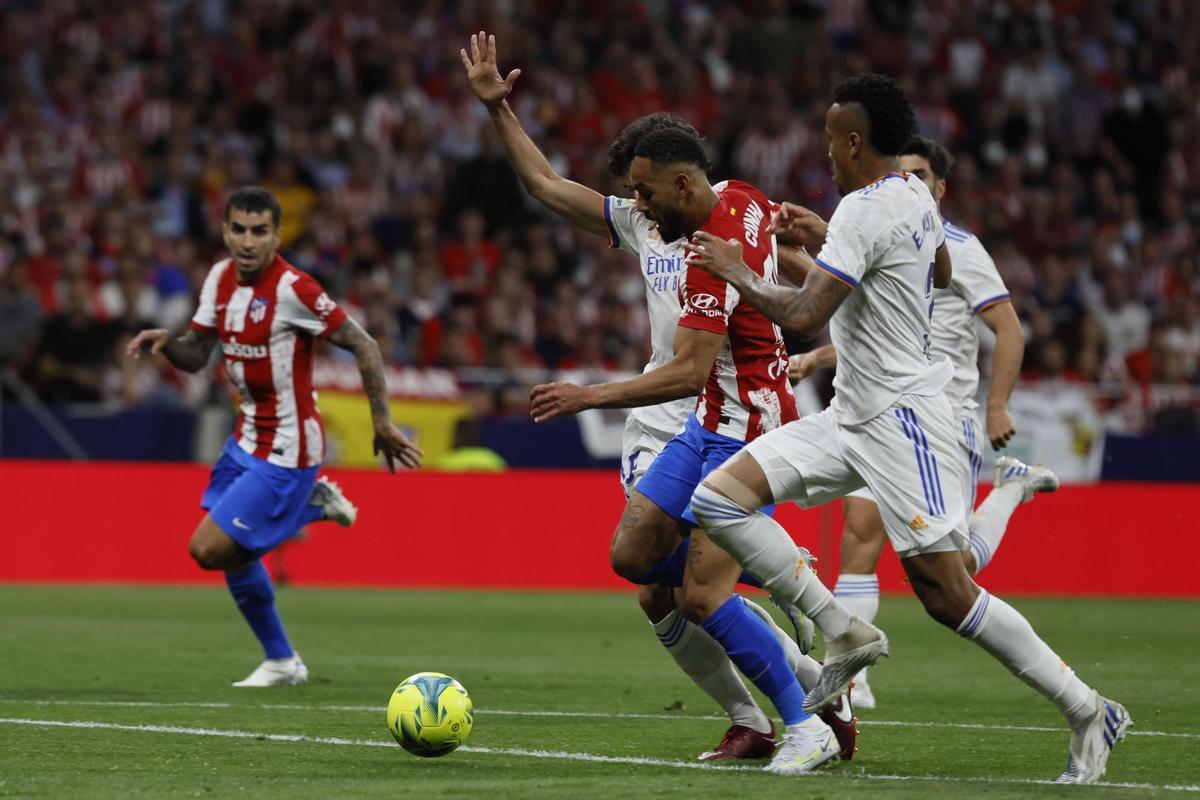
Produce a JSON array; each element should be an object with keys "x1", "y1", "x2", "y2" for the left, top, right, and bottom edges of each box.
[
  {"x1": 0, "y1": 717, "x2": 1197, "y2": 793},
  {"x1": 2, "y1": 698, "x2": 1197, "y2": 740}
]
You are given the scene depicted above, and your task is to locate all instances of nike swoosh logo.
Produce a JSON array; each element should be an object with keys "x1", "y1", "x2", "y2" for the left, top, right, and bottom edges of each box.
[
  {"x1": 216, "y1": 304, "x2": 227, "y2": 311},
  {"x1": 232, "y1": 517, "x2": 252, "y2": 530},
  {"x1": 833, "y1": 696, "x2": 854, "y2": 723}
]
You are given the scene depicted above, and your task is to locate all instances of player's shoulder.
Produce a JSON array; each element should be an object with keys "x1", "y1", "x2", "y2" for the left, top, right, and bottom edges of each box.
[
  {"x1": 717, "y1": 179, "x2": 770, "y2": 208},
  {"x1": 206, "y1": 257, "x2": 234, "y2": 279},
  {"x1": 943, "y1": 219, "x2": 977, "y2": 245}
]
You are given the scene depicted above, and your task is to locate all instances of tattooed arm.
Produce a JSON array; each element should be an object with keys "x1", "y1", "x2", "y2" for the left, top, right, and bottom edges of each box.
[
  {"x1": 126, "y1": 328, "x2": 217, "y2": 373},
  {"x1": 683, "y1": 233, "x2": 853, "y2": 339},
  {"x1": 326, "y1": 317, "x2": 423, "y2": 471}
]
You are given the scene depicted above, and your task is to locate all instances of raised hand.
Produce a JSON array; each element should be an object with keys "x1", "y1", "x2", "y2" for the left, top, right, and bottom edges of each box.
[
  {"x1": 771, "y1": 203, "x2": 828, "y2": 249},
  {"x1": 460, "y1": 30, "x2": 522, "y2": 109},
  {"x1": 986, "y1": 406, "x2": 1017, "y2": 451},
  {"x1": 682, "y1": 233, "x2": 747, "y2": 283},
  {"x1": 373, "y1": 422, "x2": 423, "y2": 473},
  {"x1": 788, "y1": 353, "x2": 817, "y2": 381}
]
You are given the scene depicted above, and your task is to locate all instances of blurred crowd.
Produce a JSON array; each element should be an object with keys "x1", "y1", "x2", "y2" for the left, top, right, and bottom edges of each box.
[{"x1": 0, "y1": 0, "x2": 1197, "y2": 425}]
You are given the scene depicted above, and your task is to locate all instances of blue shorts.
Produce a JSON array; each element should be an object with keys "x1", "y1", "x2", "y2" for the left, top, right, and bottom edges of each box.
[
  {"x1": 201, "y1": 438, "x2": 321, "y2": 558},
  {"x1": 637, "y1": 414, "x2": 775, "y2": 526}
]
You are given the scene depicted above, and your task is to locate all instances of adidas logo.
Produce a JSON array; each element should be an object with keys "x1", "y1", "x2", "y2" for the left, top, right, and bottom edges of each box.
[{"x1": 908, "y1": 515, "x2": 929, "y2": 531}]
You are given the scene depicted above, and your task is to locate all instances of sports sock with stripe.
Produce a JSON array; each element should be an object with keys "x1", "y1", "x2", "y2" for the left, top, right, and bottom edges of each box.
[
  {"x1": 701, "y1": 596, "x2": 811, "y2": 726},
  {"x1": 650, "y1": 610, "x2": 771, "y2": 733},
  {"x1": 958, "y1": 590, "x2": 1096, "y2": 731},
  {"x1": 225, "y1": 561, "x2": 293, "y2": 660},
  {"x1": 691, "y1": 483, "x2": 855, "y2": 640},
  {"x1": 741, "y1": 596, "x2": 823, "y2": 690},
  {"x1": 966, "y1": 483, "x2": 1023, "y2": 573}
]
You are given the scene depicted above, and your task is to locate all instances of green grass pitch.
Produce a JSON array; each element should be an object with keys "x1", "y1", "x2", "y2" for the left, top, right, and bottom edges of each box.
[{"x1": 1, "y1": 585, "x2": 1197, "y2": 798}]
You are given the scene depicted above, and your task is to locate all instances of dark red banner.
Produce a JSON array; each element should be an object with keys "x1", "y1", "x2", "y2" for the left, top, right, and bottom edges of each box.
[{"x1": 5, "y1": 460, "x2": 1197, "y2": 596}]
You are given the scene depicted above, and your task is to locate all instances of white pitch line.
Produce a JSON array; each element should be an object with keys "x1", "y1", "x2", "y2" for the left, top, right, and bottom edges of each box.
[
  {"x1": 3, "y1": 698, "x2": 1197, "y2": 740},
  {"x1": 1, "y1": 717, "x2": 1197, "y2": 794}
]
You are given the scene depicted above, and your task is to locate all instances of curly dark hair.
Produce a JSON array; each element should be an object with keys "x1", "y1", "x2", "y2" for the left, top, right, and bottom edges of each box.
[
  {"x1": 832, "y1": 73, "x2": 916, "y2": 157},
  {"x1": 631, "y1": 126, "x2": 711, "y2": 171},
  {"x1": 900, "y1": 136, "x2": 956, "y2": 180},
  {"x1": 606, "y1": 113, "x2": 703, "y2": 177}
]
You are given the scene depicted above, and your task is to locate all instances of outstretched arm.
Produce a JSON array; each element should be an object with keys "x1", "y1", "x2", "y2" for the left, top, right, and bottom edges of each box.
[
  {"x1": 326, "y1": 317, "x2": 422, "y2": 471},
  {"x1": 529, "y1": 326, "x2": 724, "y2": 423},
  {"x1": 979, "y1": 300, "x2": 1024, "y2": 449},
  {"x1": 126, "y1": 327, "x2": 216, "y2": 373},
  {"x1": 684, "y1": 234, "x2": 852, "y2": 339},
  {"x1": 789, "y1": 344, "x2": 838, "y2": 381},
  {"x1": 461, "y1": 31, "x2": 607, "y2": 237}
]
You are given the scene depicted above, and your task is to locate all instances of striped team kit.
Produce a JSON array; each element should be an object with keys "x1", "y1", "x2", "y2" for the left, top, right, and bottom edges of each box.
[
  {"x1": 741, "y1": 172, "x2": 970, "y2": 557},
  {"x1": 846, "y1": 218, "x2": 1012, "y2": 517},
  {"x1": 191, "y1": 254, "x2": 348, "y2": 555}
]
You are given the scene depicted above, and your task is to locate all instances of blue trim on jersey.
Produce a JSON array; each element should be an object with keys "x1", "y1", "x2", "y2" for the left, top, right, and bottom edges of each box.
[
  {"x1": 814, "y1": 258, "x2": 858, "y2": 288},
  {"x1": 603, "y1": 196, "x2": 621, "y2": 250},
  {"x1": 973, "y1": 293, "x2": 1011, "y2": 313},
  {"x1": 856, "y1": 172, "x2": 907, "y2": 196}
]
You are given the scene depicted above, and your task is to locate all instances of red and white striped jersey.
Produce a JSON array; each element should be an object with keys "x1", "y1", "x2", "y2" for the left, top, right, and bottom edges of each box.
[
  {"x1": 191, "y1": 255, "x2": 348, "y2": 469},
  {"x1": 679, "y1": 180, "x2": 798, "y2": 442}
]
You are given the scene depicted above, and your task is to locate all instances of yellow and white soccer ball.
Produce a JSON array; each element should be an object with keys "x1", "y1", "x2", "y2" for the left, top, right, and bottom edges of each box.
[{"x1": 387, "y1": 672, "x2": 474, "y2": 757}]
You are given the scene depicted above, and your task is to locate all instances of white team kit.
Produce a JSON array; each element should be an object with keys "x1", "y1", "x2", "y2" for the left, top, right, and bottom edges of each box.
[
  {"x1": 604, "y1": 185, "x2": 732, "y2": 494},
  {"x1": 846, "y1": 217, "x2": 1010, "y2": 512},
  {"x1": 744, "y1": 172, "x2": 971, "y2": 556}
]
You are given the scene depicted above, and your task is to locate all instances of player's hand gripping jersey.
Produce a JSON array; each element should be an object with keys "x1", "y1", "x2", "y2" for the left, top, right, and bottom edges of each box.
[
  {"x1": 192, "y1": 254, "x2": 348, "y2": 468},
  {"x1": 679, "y1": 180, "x2": 798, "y2": 442}
]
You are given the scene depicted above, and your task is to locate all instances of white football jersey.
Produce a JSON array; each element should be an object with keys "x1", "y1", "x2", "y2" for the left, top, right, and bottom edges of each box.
[
  {"x1": 815, "y1": 172, "x2": 953, "y2": 425},
  {"x1": 932, "y1": 221, "x2": 1011, "y2": 415},
  {"x1": 604, "y1": 183, "x2": 730, "y2": 437}
]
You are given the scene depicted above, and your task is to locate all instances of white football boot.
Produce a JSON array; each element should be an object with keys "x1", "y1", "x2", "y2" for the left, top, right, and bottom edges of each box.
[
  {"x1": 803, "y1": 618, "x2": 889, "y2": 713},
  {"x1": 309, "y1": 477, "x2": 358, "y2": 526},
  {"x1": 993, "y1": 455, "x2": 1059, "y2": 503},
  {"x1": 232, "y1": 652, "x2": 309, "y2": 687},
  {"x1": 765, "y1": 718, "x2": 839, "y2": 775},
  {"x1": 849, "y1": 668, "x2": 876, "y2": 710},
  {"x1": 769, "y1": 547, "x2": 817, "y2": 655},
  {"x1": 1055, "y1": 694, "x2": 1132, "y2": 784}
]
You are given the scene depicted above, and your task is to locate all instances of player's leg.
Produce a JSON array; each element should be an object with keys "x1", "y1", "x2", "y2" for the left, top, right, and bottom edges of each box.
[
  {"x1": 966, "y1": 441, "x2": 1059, "y2": 575},
  {"x1": 620, "y1": 420, "x2": 774, "y2": 758},
  {"x1": 833, "y1": 492, "x2": 887, "y2": 709},
  {"x1": 690, "y1": 411, "x2": 888, "y2": 713},
  {"x1": 902, "y1": 549, "x2": 1128, "y2": 783},
  {"x1": 678, "y1": 528, "x2": 845, "y2": 771}
]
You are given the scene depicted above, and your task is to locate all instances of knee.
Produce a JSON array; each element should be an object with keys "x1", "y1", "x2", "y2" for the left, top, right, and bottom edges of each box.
[
  {"x1": 676, "y1": 585, "x2": 723, "y2": 624},
  {"x1": 914, "y1": 585, "x2": 976, "y2": 630},
  {"x1": 689, "y1": 481, "x2": 745, "y2": 542},
  {"x1": 610, "y1": 541, "x2": 651, "y2": 584},
  {"x1": 189, "y1": 539, "x2": 226, "y2": 571},
  {"x1": 637, "y1": 584, "x2": 675, "y2": 622}
]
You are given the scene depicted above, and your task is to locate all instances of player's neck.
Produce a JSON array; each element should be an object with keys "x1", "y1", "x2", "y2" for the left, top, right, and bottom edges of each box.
[
  {"x1": 848, "y1": 155, "x2": 902, "y2": 192},
  {"x1": 682, "y1": 183, "x2": 721, "y2": 238}
]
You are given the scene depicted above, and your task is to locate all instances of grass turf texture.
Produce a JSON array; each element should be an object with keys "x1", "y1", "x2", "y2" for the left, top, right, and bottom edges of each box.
[{"x1": 0, "y1": 586, "x2": 1197, "y2": 798}]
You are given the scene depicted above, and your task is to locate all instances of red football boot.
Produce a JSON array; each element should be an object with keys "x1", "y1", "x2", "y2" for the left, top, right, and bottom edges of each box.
[
  {"x1": 819, "y1": 688, "x2": 858, "y2": 760},
  {"x1": 697, "y1": 721, "x2": 777, "y2": 761}
]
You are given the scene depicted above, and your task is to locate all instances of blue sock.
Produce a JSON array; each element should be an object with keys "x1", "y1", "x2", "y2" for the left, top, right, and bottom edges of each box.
[
  {"x1": 226, "y1": 561, "x2": 293, "y2": 659},
  {"x1": 738, "y1": 571, "x2": 763, "y2": 588},
  {"x1": 701, "y1": 596, "x2": 810, "y2": 725}
]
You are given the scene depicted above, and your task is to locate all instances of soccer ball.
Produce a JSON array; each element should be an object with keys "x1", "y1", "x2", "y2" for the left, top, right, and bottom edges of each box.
[{"x1": 386, "y1": 672, "x2": 474, "y2": 757}]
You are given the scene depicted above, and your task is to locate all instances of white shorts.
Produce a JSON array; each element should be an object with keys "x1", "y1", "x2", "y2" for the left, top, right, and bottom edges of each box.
[
  {"x1": 846, "y1": 410, "x2": 985, "y2": 516},
  {"x1": 744, "y1": 394, "x2": 968, "y2": 558},
  {"x1": 619, "y1": 416, "x2": 676, "y2": 499}
]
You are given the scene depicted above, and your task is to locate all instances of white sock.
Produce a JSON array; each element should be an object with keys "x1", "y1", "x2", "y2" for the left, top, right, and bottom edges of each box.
[
  {"x1": 691, "y1": 484, "x2": 854, "y2": 639},
  {"x1": 833, "y1": 573, "x2": 879, "y2": 624},
  {"x1": 967, "y1": 483, "x2": 1023, "y2": 572},
  {"x1": 652, "y1": 610, "x2": 771, "y2": 733},
  {"x1": 742, "y1": 597, "x2": 823, "y2": 691},
  {"x1": 958, "y1": 591, "x2": 1096, "y2": 731}
]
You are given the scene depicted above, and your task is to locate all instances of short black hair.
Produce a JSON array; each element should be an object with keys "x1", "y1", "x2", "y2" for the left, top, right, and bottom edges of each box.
[
  {"x1": 900, "y1": 136, "x2": 955, "y2": 181},
  {"x1": 832, "y1": 73, "x2": 916, "y2": 156},
  {"x1": 632, "y1": 127, "x2": 711, "y2": 171},
  {"x1": 606, "y1": 113, "x2": 701, "y2": 177},
  {"x1": 225, "y1": 186, "x2": 282, "y2": 227}
]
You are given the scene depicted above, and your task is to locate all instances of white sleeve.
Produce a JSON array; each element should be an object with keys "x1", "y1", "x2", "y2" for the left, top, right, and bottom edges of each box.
[
  {"x1": 604, "y1": 196, "x2": 653, "y2": 257},
  {"x1": 190, "y1": 260, "x2": 227, "y2": 331},
  {"x1": 955, "y1": 239, "x2": 1011, "y2": 313},
  {"x1": 814, "y1": 197, "x2": 874, "y2": 287}
]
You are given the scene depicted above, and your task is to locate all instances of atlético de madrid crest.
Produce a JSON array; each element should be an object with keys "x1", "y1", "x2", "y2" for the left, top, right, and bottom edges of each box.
[{"x1": 249, "y1": 296, "x2": 270, "y2": 324}]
